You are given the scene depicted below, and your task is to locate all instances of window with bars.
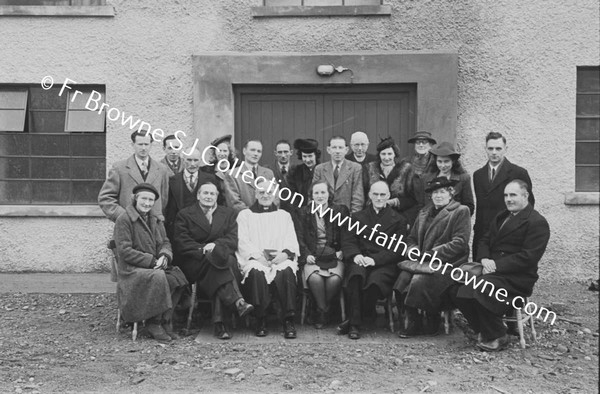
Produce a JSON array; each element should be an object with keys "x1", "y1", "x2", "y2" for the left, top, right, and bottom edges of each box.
[
  {"x1": 576, "y1": 67, "x2": 600, "y2": 192},
  {"x1": 0, "y1": 84, "x2": 106, "y2": 205}
]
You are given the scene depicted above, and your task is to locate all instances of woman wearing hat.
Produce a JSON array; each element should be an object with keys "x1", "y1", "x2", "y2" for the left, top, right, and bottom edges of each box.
[
  {"x1": 422, "y1": 142, "x2": 475, "y2": 215},
  {"x1": 405, "y1": 131, "x2": 437, "y2": 176},
  {"x1": 202, "y1": 134, "x2": 238, "y2": 174},
  {"x1": 295, "y1": 180, "x2": 348, "y2": 329},
  {"x1": 113, "y1": 183, "x2": 188, "y2": 343},
  {"x1": 393, "y1": 176, "x2": 471, "y2": 337},
  {"x1": 366, "y1": 137, "x2": 421, "y2": 227},
  {"x1": 288, "y1": 138, "x2": 321, "y2": 207}
]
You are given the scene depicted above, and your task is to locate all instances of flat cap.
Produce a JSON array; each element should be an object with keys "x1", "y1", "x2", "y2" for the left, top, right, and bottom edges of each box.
[{"x1": 132, "y1": 183, "x2": 160, "y2": 199}]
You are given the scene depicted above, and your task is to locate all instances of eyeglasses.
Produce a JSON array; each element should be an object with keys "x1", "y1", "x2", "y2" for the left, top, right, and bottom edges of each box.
[{"x1": 415, "y1": 140, "x2": 430, "y2": 145}]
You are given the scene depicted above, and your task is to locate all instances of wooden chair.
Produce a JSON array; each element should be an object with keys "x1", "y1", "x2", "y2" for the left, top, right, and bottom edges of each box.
[
  {"x1": 185, "y1": 281, "x2": 237, "y2": 335},
  {"x1": 109, "y1": 240, "x2": 139, "y2": 340},
  {"x1": 503, "y1": 297, "x2": 536, "y2": 349}
]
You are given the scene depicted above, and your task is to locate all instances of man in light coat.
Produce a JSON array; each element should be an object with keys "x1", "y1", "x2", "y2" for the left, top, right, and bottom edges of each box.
[{"x1": 313, "y1": 136, "x2": 364, "y2": 213}]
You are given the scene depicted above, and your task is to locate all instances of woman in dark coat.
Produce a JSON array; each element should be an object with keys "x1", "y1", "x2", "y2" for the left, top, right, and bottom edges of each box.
[
  {"x1": 114, "y1": 183, "x2": 188, "y2": 343},
  {"x1": 393, "y1": 177, "x2": 471, "y2": 337},
  {"x1": 421, "y1": 142, "x2": 475, "y2": 215},
  {"x1": 295, "y1": 181, "x2": 349, "y2": 328},
  {"x1": 367, "y1": 137, "x2": 421, "y2": 228},
  {"x1": 288, "y1": 138, "x2": 321, "y2": 208}
]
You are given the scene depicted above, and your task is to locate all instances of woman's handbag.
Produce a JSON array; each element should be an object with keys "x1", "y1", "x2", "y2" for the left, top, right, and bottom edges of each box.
[
  {"x1": 314, "y1": 245, "x2": 338, "y2": 270},
  {"x1": 397, "y1": 259, "x2": 435, "y2": 275}
]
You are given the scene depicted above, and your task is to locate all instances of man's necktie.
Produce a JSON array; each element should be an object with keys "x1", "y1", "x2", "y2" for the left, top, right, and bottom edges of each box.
[
  {"x1": 281, "y1": 166, "x2": 287, "y2": 176},
  {"x1": 333, "y1": 165, "x2": 339, "y2": 187},
  {"x1": 253, "y1": 166, "x2": 258, "y2": 179},
  {"x1": 491, "y1": 168, "x2": 496, "y2": 182},
  {"x1": 140, "y1": 161, "x2": 148, "y2": 179},
  {"x1": 187, "y1": 174, "x2": 196, "y2": 192}
]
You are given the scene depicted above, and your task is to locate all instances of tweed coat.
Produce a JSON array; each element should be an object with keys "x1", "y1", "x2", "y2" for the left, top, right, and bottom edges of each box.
[
  {"x1": 366, "y1": 159, "x2": 421, "y2": 227},
  {"x1": 223, "y1": 162, "x2": 276, "y2": 212},
  {"x1": 346, "y1": 152, "x2": 377, "y2": 199},
  {"x1": 288, "y1": 163, "x2": 315, "y2": 207},
  {"x1": 313, "y1": 160, "x2": 364, "y2": 213},
  {"x1": 420, "y1": 171, "x2": 475, "y2": 215},
  {"x1": 295, "y1": 203, "x2": 350, "y2": 266},
  {"x1": 98, "y1": 155, "x2": 170, "y2": 222},
  {"x1": 458, "y1": 204, "x2": 550, "y2": 314},
  {"x1": 472, "y1": 158, "x2": 535, "y2": 258},
  {"x1": 395, "y1": 200, "x2": 471, "y2": 312},
  {"x1": 160, "y1": 156, "x2": 183, "y2": 177},
  {"x1": 164, "y1": 170, "x2": 223, "y2": 240},
  {"x1": 114, "y1": 205, "x2": 187, "y2": 323},
  {"x1": 341, "y1": 205, "x2": 408, "y2": 296},
  {"x1": 173, "y1": 204, "x2": 239, "y2": 296}
]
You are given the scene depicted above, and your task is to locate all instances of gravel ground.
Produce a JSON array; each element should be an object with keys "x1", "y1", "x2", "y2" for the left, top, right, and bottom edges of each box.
[{"x1": 0, "y1": 278, "x2": 598, "y2": 393}]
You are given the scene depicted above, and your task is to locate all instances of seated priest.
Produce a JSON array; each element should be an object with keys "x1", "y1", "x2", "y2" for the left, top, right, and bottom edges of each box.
[
  {"x1": 173, "y1": 181, "x2": 254, "y2": 340},
  {"x1": 113, "y1": 183, "x2": 188, "y2": 343},
  {"x1": 393, "y1": 176, "x2": 471, "y2": 337},
  {"x1": 450, "y1": 180, "x2": 550, "y2": 351},
  {"x1": 339, "y1": 181, "x2": 409, "y2": 340},
  {"x1": 236, "y1": 178, "x2": 300, "y2": 339}
]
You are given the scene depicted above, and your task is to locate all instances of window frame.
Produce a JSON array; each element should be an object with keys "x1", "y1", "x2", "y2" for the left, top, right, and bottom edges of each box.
[{"x1": 252, "y1": 0, "x2": 391, "y2": 17}]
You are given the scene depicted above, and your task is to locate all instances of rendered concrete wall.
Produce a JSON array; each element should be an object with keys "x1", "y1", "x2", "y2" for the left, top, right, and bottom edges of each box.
[{"x1": 0, "y1": 0, "x2": 598, "y2": 280}]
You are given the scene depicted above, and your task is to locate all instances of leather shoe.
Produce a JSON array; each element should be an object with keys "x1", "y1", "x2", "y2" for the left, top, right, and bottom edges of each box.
[
  {"x1": 314, "y1": 310, "x2": 327, "y2": 329},
  {"x1": 214, "y1": 322, "x2": 231, "y2": 340},
  {"x1": 477, "y1": 334, "x2": 510, "y2": 352},
  {"x1": 146, "y1": 323, "x2": 171, "y2": 343},
  {"x1": 255, "y1": 318, "x2": 268, "y2": 337},
  {"x1": 284, "y1": 319, "x2": 297, "y2": 339},
  {"x1": 162, "y1": 321, "x2": 180, "y2": 340},
  {"x1": 236, "y1": 299, "x2": 254, "y2": 318},
  {"x1": 337, "y1": 320, "x2": 350, "y2": 335},
  {"x1": 348, "y1": 325, "x2": 360, "y2": 340}
]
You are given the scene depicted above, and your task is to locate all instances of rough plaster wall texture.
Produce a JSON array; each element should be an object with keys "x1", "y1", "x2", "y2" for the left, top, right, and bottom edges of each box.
[
  {"x1": 0, "y1": 0, "x2": 598, "y2": 276},
  {"x1": 0, "y1": 218, "x2": 111, "y2": 272}
]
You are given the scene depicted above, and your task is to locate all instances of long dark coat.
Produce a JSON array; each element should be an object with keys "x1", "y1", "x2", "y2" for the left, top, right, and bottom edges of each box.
[
  {"x1": 346, "y1": 151, "x2": 377, "y2": 199},
  {"x1": 458, "y1": 204, "x2": 550, "y2": 314},
  {"x1": 164, "y1": 170, "x2": 223, "y2": 240},
  {"x1": 295, "y1": 203, "x2": 350, "y2": 266},
  {"x1": 341, "y1": 205, "x2": 408, "y2": 296},
  {"x1": 366, "y1": 160, "x2": 421, "y2": 227},
  {"x1": 396, "y1": 200, "x2": 471, "y2": 311},
  {"x1": 173, "y1": 204, "x2": 239, "y2": 296},
  {"x1": 472, "y1": 159, "x2": 535, "y2": 258},
  {"x1": 288, "y1": 164, "x2": 315, "y2": 207},
  {"x1": 114, "y1": 205, "x2": 187, "y2": 323}
]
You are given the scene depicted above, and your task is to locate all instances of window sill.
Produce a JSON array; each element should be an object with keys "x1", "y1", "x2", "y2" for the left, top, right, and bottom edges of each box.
[
  {"x1": 564, "y1": 192, "x2": 600, "y2": 205},
  {"x1": 0, "y1": 5, "x2": 114, "y2": 17},
  {"x1": 0, "y1": 205, "x2": 105, "y2": 217},
  {"x1": 252, "y1": 5, "x2": 392, "y2": 17}
]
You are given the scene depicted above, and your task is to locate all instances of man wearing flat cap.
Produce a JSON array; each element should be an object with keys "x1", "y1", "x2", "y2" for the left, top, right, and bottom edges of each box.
[
  {"x1": 346, "y1": 131, "x2": 377, "y2": 200},
  {"x1": 394, "y1": 176, "x2": 471, "y2": 337},
  {"x1": 113, "y1": 183, "x2": 188, "y2": 343},
  {"x1": 404, "y1": 131, "x2": 437, "y2": 177},
  {"x1": 288, "y1": 138, "x2": 321, "y2": 206},
  {"x1": 174, "y1": 181, "x2": 254, "y2": 339}
]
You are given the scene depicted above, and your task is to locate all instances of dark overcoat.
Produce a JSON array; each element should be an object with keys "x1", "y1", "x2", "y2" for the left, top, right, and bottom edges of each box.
[
  {"x1": 420, "y1": 171, "x2": 475, "y2": 215},
  {"x1": 173, "y1": 204, "x2": 239, "y2": 296},
  {"x1": 164, "y1": 170, "x2": 223, "y2": 240},
  {"x1": 114, "y1": 205, "x2": 187, "y2": 322},
  {"x1": 459, "y1": 204, "x2": 550, "y2": 314},
  {"x1": 295, "y1": 203, "x2": 350, "y2": 266},
  {"x1": 341, "y1": 205, "x2": 408, "y2": 295},
  {"x1": 288, "y1": 164, "x2": 314, "y2": 207},
  {"x1": 346, "y1": 152, "x2": 377, "y2": 199},
  {"x1": 396, "y1": 200, "x2": 471, "y2": 311},
  {"x1": 472, "y1": 159, "x2": 535, "y2": 258}
]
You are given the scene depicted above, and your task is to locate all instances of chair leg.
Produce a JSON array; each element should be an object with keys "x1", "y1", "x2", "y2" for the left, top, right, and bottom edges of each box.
[
  {"x1": 442, "y1": 310, "x2": 451, "y2": 335},
  {"x1": 516, "y1": 308, "x2": 526, "y2": 349},
  {"x1": 186, "y1": 283, "x2": 197, "y2": 333},
  {"x1": 339, "y1": 292, "x2": 346, "y2": 322},
  {"x1": 300, "y1": 292, "x2": 308, "y2": 325},
  {"x1": 387, "y1": 298, "x2": 394, "y2": 333},
  {"x1": 529, "y1": 312, "x2": 537, "y2": 343},
  {"x1": 116, "y1": 309, "x2": 121, "y2": 333},
  {"x1": 132, "y1": 322, "x2": 138, "y2": 341}
]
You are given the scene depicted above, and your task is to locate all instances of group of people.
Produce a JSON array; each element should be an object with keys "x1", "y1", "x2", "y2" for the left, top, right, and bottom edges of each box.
[{"x1": 98, "y1": 128, "x2": 550, "y2": 352}]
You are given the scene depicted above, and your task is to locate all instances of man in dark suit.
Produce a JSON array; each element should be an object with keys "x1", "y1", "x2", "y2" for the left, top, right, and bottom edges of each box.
[
  {"x1": 99, "y1": 130, "x2": 170, "y2": 222},
  {"x1": 338, "y1": 181, "x2": 408, "y2": 339},
  {"x1": 346, "y1": 131, "x2": 376, "y2": 200},
  {"x1": 472, "y1": 132, "x2": 535, "y2": 259},
  {"x1": 452, "y1": 180, "x2": 550, "y2": 351},
  {"x1": 164, "y1": 148, "x2": 223, "y2": 240},
  {"x1": 268, "y1": 139, "x2": 294, "y2": 212},
  {"x1": 160, "y1": 134, "x2": 184, "y2": 177},
  {"x1": 173, "y1": 181, "x2": 253, "y2": 339}
]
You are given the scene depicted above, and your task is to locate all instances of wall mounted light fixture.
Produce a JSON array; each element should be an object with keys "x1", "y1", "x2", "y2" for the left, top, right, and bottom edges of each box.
[{"x1": 316, "y1": 64, "x2": 354, "y2": 82}]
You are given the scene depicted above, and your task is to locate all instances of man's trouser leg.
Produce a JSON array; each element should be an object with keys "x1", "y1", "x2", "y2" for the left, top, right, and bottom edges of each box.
[
  {"x1": 242, "y1": 269, "x2": 270, "y2": 318},
  {"x1": 347, "y1": 276, "x2": 363, "y2": 326},
  {"x1": 271, "y1": 267, "x2": 297, "y2": 319}
]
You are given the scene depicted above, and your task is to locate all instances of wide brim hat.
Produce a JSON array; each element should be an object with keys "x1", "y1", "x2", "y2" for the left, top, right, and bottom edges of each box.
[
  {"x1": 132, "y1": 183, "x2": 160, "y2": 199},
  {"x1": 293, "y1": 138, "x2": 319, "y2": 153},
  {"x1": 211, "y1": 134, "x2": 232, "y2": 147},
  {"x1": 425, "y1": 177, "x2": 459, "y2": 193},
  {"x1": 407, "y1": 131, "x2": 437, "y2": 145},
  {"x1": 429, "y1": 141, "x2": 461, "y2": 159}
]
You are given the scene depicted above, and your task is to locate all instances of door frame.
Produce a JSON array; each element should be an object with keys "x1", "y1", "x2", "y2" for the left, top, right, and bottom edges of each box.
[{"x1": 192, "y1": 51, "x2": 457, "y2": 149}]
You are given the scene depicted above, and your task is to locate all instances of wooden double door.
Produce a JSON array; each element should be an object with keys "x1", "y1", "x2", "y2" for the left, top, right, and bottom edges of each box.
[{"x1": 234, "y1": 84, "x2": 417, "y2": 166}]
